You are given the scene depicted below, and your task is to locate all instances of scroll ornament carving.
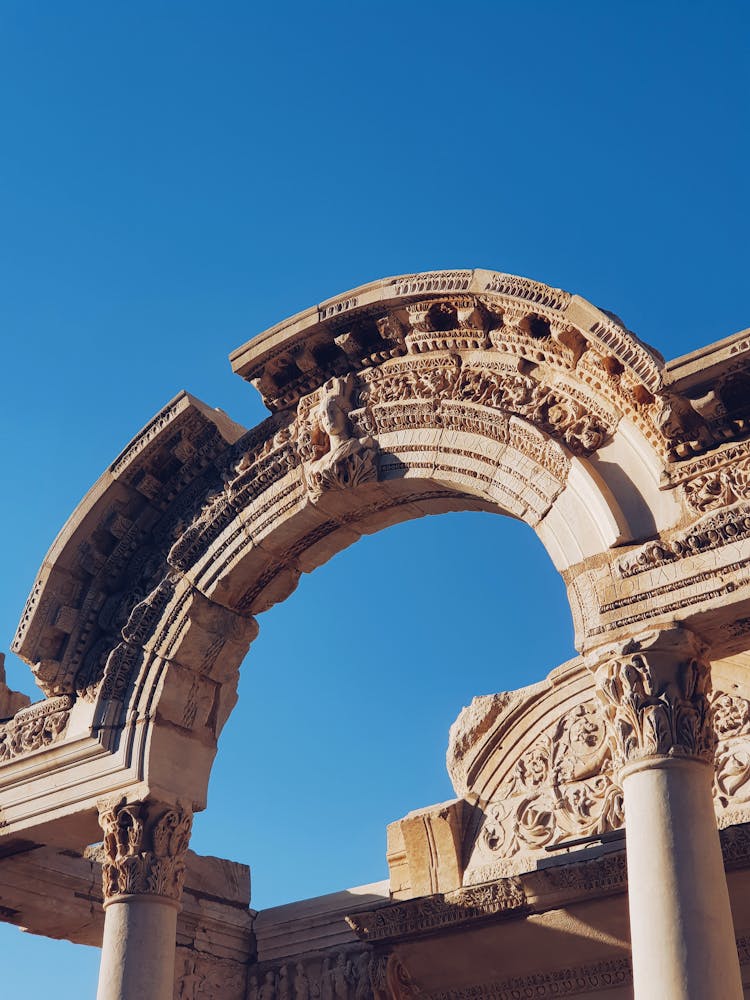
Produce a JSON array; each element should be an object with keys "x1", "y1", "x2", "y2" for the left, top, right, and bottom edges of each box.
[
  {"x1": 472, "y1": 700, "x2": 623, "y2": 864},
  {"x1": 98, "y1": 798, "x2": 193, "y2": 902},
  {"x1": 714, "y1": 691, "x2": 750, "y2": 811},
  {"x1": 0, "y1": 695, "x2": 72, "y2": 762},
  {"x1": 293, "y1": 375, "x2": 378, "y2": 500},
  {"x1": 683, "y1": 457, "x2": 750, "y2": 514},
  {"x1": 347, "y1": 881, "x2": 525, "y2": 943},
  {"x1": 590, "y1": 629, "x2": 715, "y2": 771},
  {"x1": 385, "y1": 956, "x2": 422, "y2": 999},
  {"x1": 422, "y1": 957, "x2": 632, "y2": 1000},
  {"x1": 359, "y1": 360, "x2": 613, "y2": 457}
]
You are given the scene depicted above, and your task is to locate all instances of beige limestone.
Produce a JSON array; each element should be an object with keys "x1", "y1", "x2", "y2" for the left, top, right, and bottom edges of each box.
[{"x1": 3, "y1": 269, "x2": 750, "y2": 997}]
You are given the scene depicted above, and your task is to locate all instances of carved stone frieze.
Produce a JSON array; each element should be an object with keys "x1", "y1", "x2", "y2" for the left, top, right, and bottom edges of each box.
[
  {"x1": 0, "y1": 695, "x2": 73, "y2": 762},
  {"x1": 589, "y1": 628, "x2": 715, "y2": 771},
  {"x1": 346, "y1": 881, "x2": 526, "y2": 943},
  {"x1": 679, "y1": 457, "x2": 750, "y2": 515},
  {"x1": 536, "y1": 851, "x2": 628, "y2": 896},
  {"x1": 358, "y1": 357, "x2": 614, "y2": 458},
  {"x1": 421, "y1": 957, "x2": 633, "y2": 1000},
  {"x1": 174, "y1": 951, "x2": 247, "y2": 1000},
  {"x1": 245, "y1": 947, "x2": 382, "y2": 1000},
  {"x1": 615, "y1": 503, "x2": 750, "y2": 578},
  {"x1": 463, "y1": 698, "x2": 623, "y2": 879},
  {"x1": 98, "y1": 798, "x2": 193, "y2": 903},
  {"x1": 714, "y1": 690, "x2": 750, "y2": 813}
]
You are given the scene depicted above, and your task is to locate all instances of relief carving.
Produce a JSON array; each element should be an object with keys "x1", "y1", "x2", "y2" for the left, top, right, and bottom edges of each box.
[
  {"x1": 615, "y1": 503, "x2": 750, "y2": 578},
  {"x1": 294, "y1": 375, "x2": 378, "y2": 500},
  {"x1": 98, "y1": 797, "x2": 193, "y2": 902},
  {"x1": 359, "y1": 358, "x2": 613, "y2": 459},
  {"x1": 590, "y1": 628, "x2": 715, "y2": 770},
  {"x1": 175, "y1": 953, "x2": 246, "y2": 1000},
  {"x1": 422, "y1": 957, "x2": 632, "y2": 1000},
  {"x1": 467, "y1": 700, "x2": 623, "y2": 872},
  {"x1": 347, "y1": 881, "x2": 525, "y2": 943},
  {"x1": 714, "y1": 691, "x2": 750, "y2": 811},
  {"x1": 246, "y1": 950, "x2": 382, "y2": 1000},
  {"x1": 0, "y1": 695, "x2": 72, "y2": 762},
  {"x1": 683, "y1": 458, "x2": 750, "y2": 514}
]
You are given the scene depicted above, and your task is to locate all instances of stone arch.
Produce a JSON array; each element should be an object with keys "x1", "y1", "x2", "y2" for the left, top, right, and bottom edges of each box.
[{"x1": 5, "y1": 268, "x2": 750, "y2": 847}]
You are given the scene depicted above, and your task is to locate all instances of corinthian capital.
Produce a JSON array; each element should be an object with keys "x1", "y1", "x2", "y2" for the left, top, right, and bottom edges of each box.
[
  {"x1": 586, "y1": 626, "x2": 716, "y2": 773},
  {"x1": 97, "y1": 797, "x2": 193, "y2": 904}
]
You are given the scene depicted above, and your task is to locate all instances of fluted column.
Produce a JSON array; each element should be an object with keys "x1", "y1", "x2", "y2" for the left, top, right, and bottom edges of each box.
[
  {"x1": 96, "y1": 798, "x2": 193, "y2": 1000},
  {"x1": 589, "y1": 626, "x2": 741, "y2": 1000}
]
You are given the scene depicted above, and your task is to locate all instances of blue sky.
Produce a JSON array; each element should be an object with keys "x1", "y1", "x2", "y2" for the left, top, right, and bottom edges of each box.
[{"x1": 1, "y1": 1, "x2": 748, "y2": 994}]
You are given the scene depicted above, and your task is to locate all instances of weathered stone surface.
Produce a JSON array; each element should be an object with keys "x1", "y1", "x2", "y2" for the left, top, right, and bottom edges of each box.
[{"x1": 3, "y1": 270, "x2": 750, "y2": 997}]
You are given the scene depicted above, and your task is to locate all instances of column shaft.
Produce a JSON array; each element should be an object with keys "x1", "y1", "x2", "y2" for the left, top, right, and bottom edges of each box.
[
  {"x1": 97, "y1": 896, "x2": 178, "y2": 1000},
  {"x1": 95, "y1": 797, "x2": 193, "y2": 1000},
  {"x1": 624, "y1": 758, "x2": 742, "y2": 999},
  {"x1": 590, "y1": 627, "x2": 743, "y2": 1000}
]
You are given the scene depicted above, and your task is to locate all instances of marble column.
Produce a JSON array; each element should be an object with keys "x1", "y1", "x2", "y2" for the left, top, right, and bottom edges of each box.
[
  {"x1": 96, "y1": 798, "x2": 193, "y2": 1000},
  {"x1": 590, "y1": 626, "x2": 742, "y2": 1000}
]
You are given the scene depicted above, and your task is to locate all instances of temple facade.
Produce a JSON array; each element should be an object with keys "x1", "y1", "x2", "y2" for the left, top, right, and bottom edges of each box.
[{"x1": 2, "y1": 269, "x2": 750, "y2": 999}]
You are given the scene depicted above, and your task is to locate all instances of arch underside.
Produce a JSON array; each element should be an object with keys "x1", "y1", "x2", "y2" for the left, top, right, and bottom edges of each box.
[{"x1": 4, "y1": 268, "x2": 750, "y2": 844}]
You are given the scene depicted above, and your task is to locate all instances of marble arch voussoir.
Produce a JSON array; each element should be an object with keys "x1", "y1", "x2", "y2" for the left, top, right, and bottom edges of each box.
[{"x1": 5, "y1": 267, "x2": 750, "y2": 844}]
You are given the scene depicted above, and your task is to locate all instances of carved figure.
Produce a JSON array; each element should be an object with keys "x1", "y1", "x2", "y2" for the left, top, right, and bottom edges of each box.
[
  {"x1": 277, "y1": 965, "x2": 291, "y2": 1000},
  {"x1": 295, "y1": 376, "x2": 378, "y2": 499},
  {"x1": 259, "y1": 970, "x2": 277, "y2": 1000},
  {"x1": 177, "y1": 958, "x2": 203, "y2": 1000},
  {"x1": 319, "y1": 957, "x2": 333, "y2": 1000},
  {"x1": 351, "y1": 952, "x2": 372, "y2": 1000},
  {"x1": 330, "y1": 953, "x2": 352, "y2": 999},
  {"x1": 293, "y1": 962, "x2": 310, "y2": 1000}
]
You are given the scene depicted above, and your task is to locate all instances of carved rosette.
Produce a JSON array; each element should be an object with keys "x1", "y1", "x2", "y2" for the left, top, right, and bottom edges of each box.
[
  {"x1": 98, "y1": 798, "x2": 193, "y2": 904},
  {"x1": 588, "y1": 627, "x2": 716, "y2": 774}
]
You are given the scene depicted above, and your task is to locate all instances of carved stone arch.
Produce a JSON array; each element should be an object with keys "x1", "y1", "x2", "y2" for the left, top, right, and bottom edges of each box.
[{"x1": 5, "y1": 268, "x2": 750, "y2": 847}]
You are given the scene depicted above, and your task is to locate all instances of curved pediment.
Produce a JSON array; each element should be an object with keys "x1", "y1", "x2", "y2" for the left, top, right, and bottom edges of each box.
[
  {"x1": 423, "y1": 654, "x2": 750, "y2": 889},
  {"x1": 4, "y1": 269, "x2": 750, "y2": 845}
]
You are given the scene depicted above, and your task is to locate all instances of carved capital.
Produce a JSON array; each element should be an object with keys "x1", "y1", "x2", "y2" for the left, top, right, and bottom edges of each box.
[
  {"x1": 587, "y1": 627, "x2": 716, "y2": 774},
  {"x1": 98, "y1": 797, "x2": 193, "y2": 904}
]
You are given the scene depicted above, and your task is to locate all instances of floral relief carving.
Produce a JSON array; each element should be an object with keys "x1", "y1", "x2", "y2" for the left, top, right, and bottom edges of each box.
[
  {"x1": 359, "y1": 358, "x2": 614, "y2": 458},
  {"x1": 98, "y1": 797, "x2": 193, "y2": 902},
  {"x1": 0, "y1": 695, "x2": 73, "y2": 762},
  {"x1": 470, "y1": 700, "x2": 624, "y2": 868},
  {"x1": 591, "y1": 629, "x2": 715, "y2": 770},
  {"x1": 683, "y1": 458, "x2": 750, "y2": 514},
  {"x1": 422, "y1": 957, "x2": 632, "y2": 1000},
  {"x1": 713, "y1": 691, "x2": 750, "y2": 811},
  {"x1": 347, "y1": 881, "x2": 526, "y2": 944}
]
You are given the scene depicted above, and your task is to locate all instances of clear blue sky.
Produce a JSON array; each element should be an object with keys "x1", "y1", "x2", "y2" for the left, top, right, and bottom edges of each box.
[{"x1": 1, "y1": 2, "x2": 748, "y2": 994}]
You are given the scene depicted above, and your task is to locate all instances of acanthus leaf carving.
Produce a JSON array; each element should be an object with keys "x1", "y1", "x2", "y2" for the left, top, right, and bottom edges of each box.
[
  {"x1": 589, "y1": 627, "x2": 715, "y2": 771},
  {"x1": 0, "y1": 695, "x2": 73, "y2": 762},
  {"x1": 358, "y1": 356, "x2": 614, "y2": 458},
  {"x1": 683, "y1": 458, "x2": 750, "y2": 514},
  {"x1": 469, "y1": 699, "x2": 623, "y2": 871},
  {"x1": 713, "y1": 690, "x2": 750, "y2": 811},
  {"x1": 98, "y1": 797, "x2": 193, "y2": 903}
]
